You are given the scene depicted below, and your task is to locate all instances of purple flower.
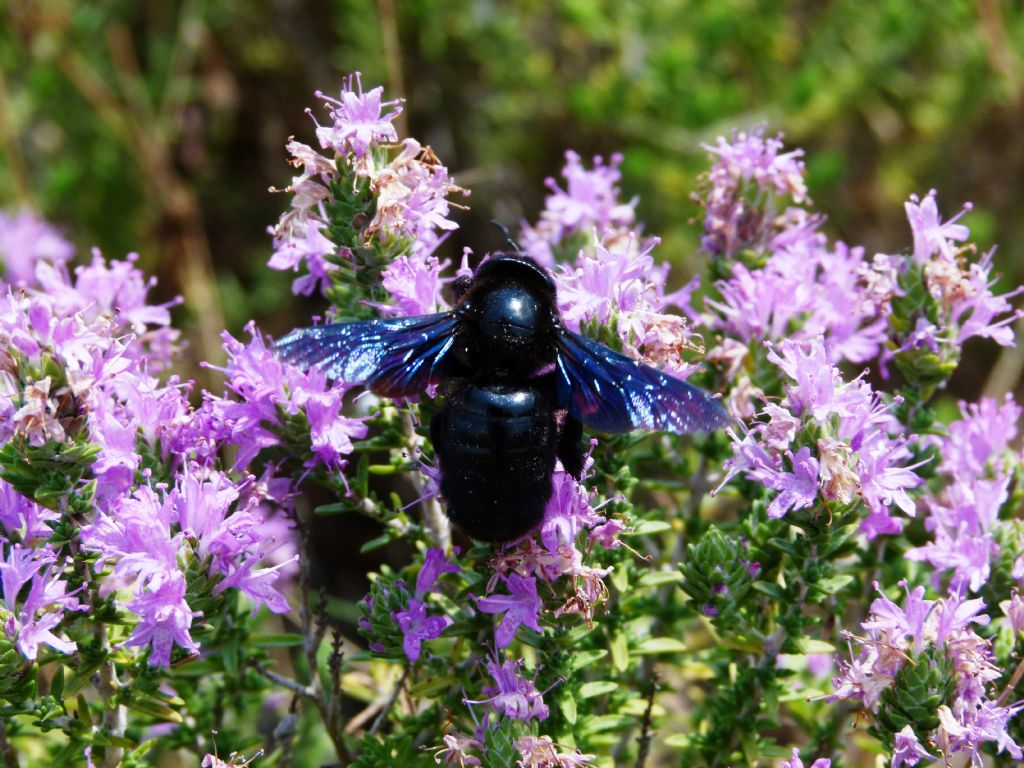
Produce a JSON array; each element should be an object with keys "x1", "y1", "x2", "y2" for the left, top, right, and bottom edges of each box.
[
  {"x1": 891, "y1": 726, "x2": 935, "y2": 767},
  {"x1": 475, "y1": 573, "x2": 544, "y2": 648},
  {"x1": 392, "y1": 598, "x2": 451, "y2": 661},
  {"x1": 0, "y1": 480, "x2": 57, "y2": 541},
  {"x1": 862, "y1": 581, "x2": 932, "y2": 655},
  {"x1": 520, "y1": 150, "x2": 636, "y2": 264},
  {"x1": 378, "y1": 251, "x2": 450, "y2": 316},
  {"x1": 1002, "y1": 591, "x2": 1024, "y2": 635},
  {"x1": 0, "y1": 209, "x2": 73, "y2": 287},
  {"x1": 465, "y1": 654, "x2": 549, "y2": 722},
  {"x1": 310, "y1": 72, "x2": 403, "y2": 159},
  {"x1": 766, "y1": 447, "x2": 820, "y2": 519},
  {"x1": 365, "y1": 139, "x2": 462, "y2": 242},
  {"x1": 514, "y1": 735, "x2": 596, "y2": 767},
  {"x1": 904, "y1": 191, "x2": 971, "y2": 264},
  {"x1": 80, "y1": 486, "x2": 199, "y2": 666},
  {"x1": 33, "y1": 249, "x2": 181, "y2": 368},
  {"x1": 268, "y1": 216, "x2": 338, "y2": 297},
  {"x1": 303, "y1": 390, "x2": 371, "y2": 473},
  {"x1": 433, "y1": 733, "x2": 483, "y2": 767},
  {"x1": 0, "y1": 544, "x2": 81, "y2": 660},
  {"x1": 415, "y1": 548, "x2": 459, "y2": 598},
  {"x1": 778, "y1": 747, "x2": 831, "y2": 768},
  {"x1": 832, "y1": 581, "x2": 1021, "y2": 762},
  {"x1": 207, "y1": 323, "x2": 363, "y2": 472},
  {"x1": 123, "y1": 575, "x2": 200, "y2": 667},
  {"x1": 172, "y1": 470, "x2": 294, "y2": 615}
]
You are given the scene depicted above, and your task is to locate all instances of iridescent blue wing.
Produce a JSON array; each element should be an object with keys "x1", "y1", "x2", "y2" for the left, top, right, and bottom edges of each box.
[
  {"x1": 555, "y1": 328, "x2": 730, "y2": 434},
  {"x1": 274, "y1": 312, "x2": 460, "y2": 398}
]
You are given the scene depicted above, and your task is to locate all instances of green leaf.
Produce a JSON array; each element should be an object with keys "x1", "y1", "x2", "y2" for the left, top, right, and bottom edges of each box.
[
  {"x1": 814, "y1": 574, "x2": 854, "y2": 593},
  {"x1": 664, "y1": 733, "x2": 691, "y2": 748},
  {"x1": 610, "y1": 631, "x2": 630, "y2": 671},
  {"x1": 251, "y1": 633, "x2": 306, "y2": 648},
  {"x1": 579, "y1": 681, "x2": 618, "y2": 698},
  {"x1": 632, "y1": 520, "x2": 672, "y2": 535},
  {"x1": 562, "y1": 691, "x2": 577, "y2": 725},
  {"x1": 50, "y1": 665, "x2": 65, "y2": 701},
  {"x1": 638, "y1": 570, "x2": 684, "y2": 587},
  {"x1": 577, "y1": 714, "x2": 634, "y2": 736},
  {"x1": 222, "y1": 635, "x2": 239, "y2": 677},
  {"x1": 796, "y1": 639, "x2": 836, "y2": 654},
  {"x1": 570, "y1": 649, "x2": 608, "y2": 671},
  {"x1": 125, "y1": 696, "x2": 183, "y2": 723},
  {"x1": 633, "y1": 637, "x2": 688, "y2": 655},
  {"x1": 360, "y1": 534, "x2": 393, "y2": 553}
]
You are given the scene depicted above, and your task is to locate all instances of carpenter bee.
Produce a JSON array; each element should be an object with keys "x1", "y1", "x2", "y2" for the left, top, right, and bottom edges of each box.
[{"x1": 275, "y1": 253, "x2": 728, "y2": 542}]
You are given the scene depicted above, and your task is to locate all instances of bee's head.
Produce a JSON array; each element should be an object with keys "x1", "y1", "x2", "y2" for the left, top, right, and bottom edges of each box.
[{"x1": 456, "y1": 253, "x2": 558, "y2": 375}]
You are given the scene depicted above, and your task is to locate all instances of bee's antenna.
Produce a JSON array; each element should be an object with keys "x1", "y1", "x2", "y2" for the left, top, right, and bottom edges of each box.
[{"x1": 490, "y1": 219, "x2": 523, "y2": 255}]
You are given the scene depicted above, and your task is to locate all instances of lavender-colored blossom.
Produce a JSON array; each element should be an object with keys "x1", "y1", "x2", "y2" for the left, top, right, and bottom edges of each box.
[
  {"x1": 778, "y1": 748, "x2": 831, "y2": 768},
  {"x1": 514, "y1": 735, "x2": 596, "y2": 767},
  {"x1": 124, "y1": 575, "x2": 200, "y2": 667},
  {"x1": 378, "y1": 251, "x2": 450, "y2": 316},
  {"x1": 520, "y1": 151, "x2": 635, "y2": 265},
  {"x1": 33, "y1": 249, "x2": 181, "y2": 368},
  {"x1": 366, "y1": 138, "x2": 462, "y2": 242},
  {"x1": 909, "y1": 397, "x2": 1019, "y2": 592},
  {"x1": 303, "y1": 390, "x2": 371, "y2": 472},
  {"x1": 699, "y1": 128, "x2": 807, "y2": 259},
  {"x1": 891, "y1": 726, "x2": 935, "y2": 768},
  {"x1": 862, "y1": 581, "x2": 932, "y2": 655},
  {"x1": 904, "y1": 191, "x2": 971, "y2": 264},
  {"x1": 207, "y1": 323, "x2": 364, "y2": 473},
  {"x1": 415, "y1": 547, "x2": 459, "y2": 598},
  {"x1": 433, "y1": 733, "x2": 483, "y2": 767},
  {"x1": 268, "y1": 216, "x2": 339, "y2": 297},
  {"x1": 393, "y1": 598, "x2": 451, "y2": 661},
  {"x1": 173, "y1": 470, "x2": 293, "y2": 614},
  {"x1": 475, "y1": 573, "x2": 543, "y2": 648},
  {"x1": 0, "y1": 209, "x2": 73, "y2": 286},
  {"x1": 0, "y1": 544, "x2": 81, "y2": 660},
  {"x1": 766, "y1": 447, "x2": 819, "y2": 519},
  {"x1": 1002, "y1": 591, "x2": 1024, "y2": 635},
  {"x1": 0, "y1": 480, "x2": 57, "y2": 541},
  {"x1": 832, "y1": 583, "x2": 1021, "y2": 763},
  {"x1": 721, "y1": 337, "x2": 922, "y2": 533},
  {"x1": 310, "y1": 72, "x2": 403, "y2": 159},
  {"x1": 465, "y1": 654, "x2": 549, "y2": 722}
]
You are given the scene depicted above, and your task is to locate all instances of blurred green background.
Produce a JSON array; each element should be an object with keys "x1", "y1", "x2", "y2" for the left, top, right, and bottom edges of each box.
[{"x1": 3, "y1": 0, "x2": 1024, "y2": 390}]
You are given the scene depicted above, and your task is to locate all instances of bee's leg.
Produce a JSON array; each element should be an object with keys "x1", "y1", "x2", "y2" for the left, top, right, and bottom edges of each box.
[{"x1": 556, "y1": 415, "x2": 585, "y2": 479}]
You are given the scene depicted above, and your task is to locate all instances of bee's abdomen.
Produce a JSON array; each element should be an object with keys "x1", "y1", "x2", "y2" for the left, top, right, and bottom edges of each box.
[{"x1": 431, "y1": 382, "x2": 557, "y2": 542}]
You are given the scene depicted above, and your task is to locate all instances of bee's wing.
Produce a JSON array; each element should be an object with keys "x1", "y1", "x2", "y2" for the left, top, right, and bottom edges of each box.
[
  {"x1": 554, "y1": 328, "x2": 730, "y2": 434},
  {"x1": 275, "y1": 312, "x2": 460, "y2": 398}
]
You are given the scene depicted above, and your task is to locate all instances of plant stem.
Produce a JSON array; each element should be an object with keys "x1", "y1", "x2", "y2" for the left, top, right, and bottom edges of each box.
[
  {"x1": 368, "y1": 665, "x2": 409, "y2": 736},
  {"x1": 297, "y1": 500, "x2": 352, "y2": 765},
  {"x1": 0, "y1": 719, "x2": 19, "y2": 768},
  {"x1": 400, "y1": 410, "x2": 450, "y2": 549},
  {"x1": 97, "y1": 643, "x2": 126, "y2": 768}
]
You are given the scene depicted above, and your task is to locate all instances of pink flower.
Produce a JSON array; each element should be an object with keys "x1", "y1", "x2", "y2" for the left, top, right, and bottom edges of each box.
[
  {"x1": 310, "y1": 72, "x2": 402, "y2": 158},
  {"x1": 475, "y1": 573, "x2": 543, "y2": 648}
]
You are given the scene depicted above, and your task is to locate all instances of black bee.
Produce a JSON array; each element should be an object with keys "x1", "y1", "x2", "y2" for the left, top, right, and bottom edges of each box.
[{"x1": 275, "y1": 253, "x2": 728, "y2": 542}]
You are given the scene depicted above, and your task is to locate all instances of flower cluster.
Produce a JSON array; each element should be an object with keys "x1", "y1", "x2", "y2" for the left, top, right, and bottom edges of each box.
[
  {"x1": 908, "y1": 396, "x2": 1020, "y2": 593},
  {"x1": 0, "y1": 212, "x2": 301, "y2": 672},
  {"x1": 830, "y1": 582, "x2": 1022, "y2": 765},
  {"x1": 521, "y1": 152, "x2": 704, "y2": 377},
  {"x1": 0, "y1": 209, "x2": 74, "y2": 286},
  {"x1": 203, "y1": 323, "x2": 370, "y2": 473},
  {"x1": 718, "y1": 336, "x2": 923, "y2": 538},
  {"x1": 80, "y1": 471, "x2": 293, "y2": 666},
  {"x1": 268, "y1": 72, "x2": 465, "y2": 307},
  {"x1": 490, "y1": 462, "x2": 622, "y2": 630}
]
